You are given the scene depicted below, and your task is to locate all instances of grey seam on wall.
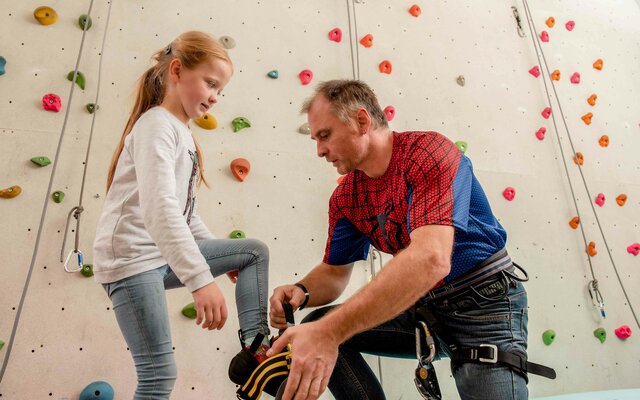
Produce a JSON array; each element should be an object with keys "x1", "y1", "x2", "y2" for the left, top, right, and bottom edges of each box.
[{"x1": 521, "y1": 0, "x2": 639, "y2": 330}]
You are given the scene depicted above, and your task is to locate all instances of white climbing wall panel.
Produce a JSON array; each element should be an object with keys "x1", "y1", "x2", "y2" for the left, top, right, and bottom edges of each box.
[{"x1": 0, "y1": 0, "x2": 638, "y2": 399}]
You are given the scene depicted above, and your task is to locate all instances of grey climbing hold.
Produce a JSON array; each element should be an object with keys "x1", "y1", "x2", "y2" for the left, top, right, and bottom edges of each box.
[
  {"x1": 0, "y1": 56, "x2": 6, "y2": 76},
  {"x1": 86, "y1": 103, "x2": 98, "y2": 113},
  {"x1": 456, "y1": 75, "x2": 466, "y2": 86},
  {"x1": 67, "y1": 71, "x2": 86, "y2": 90},
  {"x1": 232, "y1": 117, "x2": 251, "y2": 132},
  {"x1": 219, "y1": 36, "x2": 236, "y2": 49},
  {"x1": 298, "y1": 123, "x2": 310, "y2": 135},
  {"x1": 267, "y1": 70, "x2": 279, "y2": 79},
  {"x1": 78, "y1": 14, "x2": 92, "y2": 31},
  {"x1": 31, "y1": 156, "x2": 51, "y2": 167},
  {"x1": 52, "y1": 191, "x2": 65, "y2": 203}
]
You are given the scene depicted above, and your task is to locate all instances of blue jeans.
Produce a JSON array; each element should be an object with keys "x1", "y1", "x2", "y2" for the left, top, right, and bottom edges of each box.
[
  {"x1": 303, "y1": 275, "x2": 529, "y2": 400},
  {"x1": 102, "y1": 238, "x2": 270, "y2": 400}
]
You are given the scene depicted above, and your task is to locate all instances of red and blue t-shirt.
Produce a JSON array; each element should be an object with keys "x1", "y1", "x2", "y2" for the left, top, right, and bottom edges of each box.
[{"x1": 323, "y1": 131, "x2": 507, "y2": 283}]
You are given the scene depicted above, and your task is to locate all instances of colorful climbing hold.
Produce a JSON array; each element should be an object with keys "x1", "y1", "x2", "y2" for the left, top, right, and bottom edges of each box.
[
  {"x1": 230, "y1": 158, "x2": 250, "y2": 182},
  {"x1": 0, "y1": 339, "x2": 4, "y2": 351},
  {"x1": 298, "y1": 69, "x2": 313, "y2": 85},
  {"x1": 616, "y1": 194, "x2": 627, "y2": 206},
  {"x1": 529, "y1": 66, "x2": 541, "y2": 77},
  {"x1": 86, "y1": 103, "x2": 98, "y2": 114},
  {"x1": 80, "y1": 264, "x2": 93, "y2": 278},
  {"x1": 593, "y1": 328, "x2": 606, "y2": 343},
  {"x1": 627, "y1": 243, "x2": 640, "y2": 256},
  {"x1": 409, "y1": 4, "x2": 422, "y2": 17},
  {"x1": 565, "y1": 20, "x2": 575, "y2": 31},
  {"x1": 570, "y1": 72, "x2": 581, "y2": 84},
  {"x1": 0, "y1": 185, "x2": 22, "y2": 199},
  {"x1": 581, "y1": 112, "x2": 593, "y2": 125},
  {"x1": 182, "y1": 302, "x2": 197, "y2": 319},
  {"x1": 219, "y1": 36, "x2": 236, "y2": 49},
  {"x1": 229, "y1": 230, "x2": 246, "y2": 239},
  {"x1": 33, "y1": 6, "x2": 58, "y2": 25},
  {"x1": 456, "y1": 75, "x2": 466, "y2": 86},
  {"x1": 231, "y1": 117, "x2": 251, "y2": 132},
  {"x1": 542, "y1": 329, "x2": 556, "y2": 345},
  {"x1": 550, "y1": 70, "x2": 561, "y2": 81},
  {"x1": 298, "y1": 122, "x2": 310, "y2": 135},
  {"x1": 614, "y1": 325, "x2": 632, "y2": 340},
  {"x1": 545, "y1": 17, "x2": 555, "y2": 28},
  {"x1": 195, "y1": 113, "x2": 217, "y2": 130},
  {"x1": 79, "y1": 381, "x2": 114, "y2": 400},
  {"x1": 52, "y1": 191, "x2": 65, "y2": 203},
  {"x1": 328, "y1": 27, "x2": 342, "y2": 43},
  {"x1": 267, "y1": 70, "x2": 279, "y2": 79},
  {"x1": 42, "y1": 93, "x2": 62, "y2": 112},
  {"x1": 502, "y1": 187, "x2": 515, "y2": 201},
  {"x1": 455, "y1": 141, "x2": 468, "y2": 154},
  {"x1": 67, "y1": 71, "x2": 86, "y2": 90},
  {"x1": 379, "y1": 60, "x2": 392, "y2": 74},
  {"x1": 593, "y1": 59, "x2": 603, "y2": 71},
  {"x1": 0, "y1": 56, "x2": 6, "y2": 76},
  {"x1": 541, "y1": 107, "x2": 552, "y2": 119},
  {"x1": 573, "y1": 152, "x2": 584, "y2": 165},
  {"x1": 359, "y1": 34, "x2": 373, "y2": 48},
  {"x1": 384, "y1": 106, "x2": 395, "y2": 121},
  {"x1": 31, "y1": 156, "x2": 51, "y2": 167},
  {"x1": 598, "y1": 135, "x2": 609, "y2": 147},
  {"x1": 569, "y1": 216, "x2": 580, "y2": 229},
  {"x1": 587, "y1": 241, "x2": 597, "y2": 257},
  {"x1": 535, "y1": 127, "x2": 546, "y2": 140},
  {"x1": 540, "y1": 31, "x2": 549, "y2": 42},
  {"x1": 78, "y1": 14, "x2": 92, "y2": 31},
  {"x1": 595, "y1": 193, "x2": 605, "y2": 207},
  {"x1": 587, "y1": 94, "x2": 597, "y2": 106}
]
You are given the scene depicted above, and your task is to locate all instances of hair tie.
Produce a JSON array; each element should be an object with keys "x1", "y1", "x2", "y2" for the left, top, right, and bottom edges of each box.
[{"x1": 164, "y1": 43, "x2": 172, "y2": 55}]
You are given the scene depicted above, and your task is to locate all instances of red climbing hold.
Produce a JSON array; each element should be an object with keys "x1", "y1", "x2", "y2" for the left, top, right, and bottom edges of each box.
[
  {"x1": 529, "y1": 66, "x2": 541, "y2": 77},
  {"x1": 615, "y1": 325, "x2": 632, "y2": 339},
  {"x1": 379, "y1": 60, "x2": 392, "y2": 74},
  {"x1": 627, "y1": 243, "x2": 640, "y2": 256},
  {"x1": 384, "y1": 106, "x2": 395, "y2": 121},
  {"x1": 541, "y1": 107, "x2": 552, "y2": 119},
  {"x1": 328, "y1": 28, "x2": 342, "y2": 43},
  {"x1": 535, "y1": 127, "x2": 546, "y2": 140},
  {"x1": 298, "y1": 69, "x2": 313, "y2": 85},
  {"x1": 502, "y1": 187, "x2": 516, "y2": 201},
  {"x1": 570, "y1": 72, "x2": 581, "y2": 84},
  {"x1": 42, "y1": 93, "x2": 61, "y2": 112},
  {"x1": 540, "y1": 31, "x2": 549, "y2": 42},
  {"x1": 565, "y1": 20, "x2": 575, "y2": 31},
  {"x1": 409, "y1": 4, "x2": 422, "y2": 17},
  {"x1": 360, "y1": 34, "x2": 373, "y2": 48},
  {"x1": 595, "y1": 193, "x2": 605, "y2": 207},
  {"x1": 230, "y1": 158, "x2": 250, "y2": 182}
]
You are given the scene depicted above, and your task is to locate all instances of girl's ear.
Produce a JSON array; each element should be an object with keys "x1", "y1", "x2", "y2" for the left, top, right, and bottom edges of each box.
[{"x1": 168, "y1": 58, "x2": 182, "y2": 83}]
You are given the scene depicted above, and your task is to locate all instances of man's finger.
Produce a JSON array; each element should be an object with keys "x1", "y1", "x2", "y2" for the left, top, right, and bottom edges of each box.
[
  {"x1": 282, "y1": 359, "x2": 302, "y2": 400},
  {"x1": 267, "y1": 330, "x2": 289, "y2": 356}
]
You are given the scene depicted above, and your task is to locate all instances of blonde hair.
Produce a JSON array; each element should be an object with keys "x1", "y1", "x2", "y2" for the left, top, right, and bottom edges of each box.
[{"x1": 106, "y1": 31, "x2": 232, "y2": 192}]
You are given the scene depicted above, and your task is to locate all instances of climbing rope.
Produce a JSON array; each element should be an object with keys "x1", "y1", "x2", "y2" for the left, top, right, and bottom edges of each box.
[
  {"x1": 521, "y1": 0, "x2": 639, "y2": 330},
  {"x1": 345, "y1": 0, "x2": 361, "y2": 80}
]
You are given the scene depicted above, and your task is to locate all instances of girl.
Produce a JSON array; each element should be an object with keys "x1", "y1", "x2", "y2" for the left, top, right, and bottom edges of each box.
[{"x1": 93, "y1": 31, "x2": 272, "y2": 399}]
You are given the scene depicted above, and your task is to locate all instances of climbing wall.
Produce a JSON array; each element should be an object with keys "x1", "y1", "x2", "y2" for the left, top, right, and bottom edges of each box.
[{"x1": 0, "y1": 0, "x2": 638, "y2": 399}]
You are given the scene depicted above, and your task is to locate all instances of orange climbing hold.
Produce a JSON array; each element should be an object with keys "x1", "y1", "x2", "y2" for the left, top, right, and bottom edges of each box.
[
  {"x1": 0, "y1": 185, "x2": 22, "y2": 199},
  {"x1": 593, "y1": 59, "x2": 603, "y2": 70},
  {"x1": 573, "y1": 152, "x2": 584, "y2": 165},
  {"x1": 379, "y1": 60, "x2": 392, "y2": 74},
  {"x1": 599, "y1": 135, "x2": 609, "y2": 147},
  {"x1": 409, "y1": 4, "x2": 422, "y2": 17},
  {"x1": 581, "y1": 113, "x2": 593, "y2": 125},
  {"x1": 551, "y1": 70, "x2": 561, "y2": 81},
  {"x1": 546, "y1": 17, "x2": 555, "y2": 28},
  {"x1": 33, "y1": 6, "x2": 58, "y2": 25},
  {"x1": 587, "y1": 94, "x2": 597, "y2": 106},
  {"x1": 230, "y1": 158, "x2": 250, "y2": 182},
  {"x1": 360, "y1": 34, "x2": 373, "y2": 48},
  {"x1": 587, "y1": 241, "x2": 597, "y2": 257},
  {"x1": 569, "y1": 217, "x2": 580, "y2": 229},
  {"x1": 616, "y1": 194, "x2": 627, "y2": 206}
]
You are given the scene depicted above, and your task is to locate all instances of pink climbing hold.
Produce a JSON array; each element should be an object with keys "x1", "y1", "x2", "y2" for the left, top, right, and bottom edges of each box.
[
  {"x1": 627, "y1": 243, "x2": 640, "y2": 256},
  {"x1": 503, "y1": 187, "x2": 516, "y2": 201},
  {"x1": 565, "y1": 20, "x2": 575, "y2": 31},
  {"x1": 540, "y1": 31, "x2": 549, "y2": 42},
  {"x1": 595, "y1": 193, "x2": 605, "y2": 207},
  {"x1": 42, "y1": 93, "x2": 62, "y2": 112},
  {"x1": 614, "y1": 325, "x2": 632, "y2": 340},
  {"x1": 570, "y1": 72, "x2": 581, "y2": 84},
  {"x1": 541, "y1": 107, "x2": 552, "y2": 119},
  {"x1": 535, "y1": 127, "x2": 546, "y2": 140},
  {"x1": 384, "y1": 105, "x2": 395, "y2": 121},
  {"x1": 298, "y1": 69, "x2": 313, "y2": 85},
  {"x1": 529, "y1": 66, "x2": 541, "y2": 77},
  {"x1": 328, "y1": 28, "x2": 342, "y2": 43}
]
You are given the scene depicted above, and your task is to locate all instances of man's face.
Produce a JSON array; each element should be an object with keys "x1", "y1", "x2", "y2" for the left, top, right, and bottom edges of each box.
[{"x1": 308, "y1": 96, "x2": 366, "y2": 175}]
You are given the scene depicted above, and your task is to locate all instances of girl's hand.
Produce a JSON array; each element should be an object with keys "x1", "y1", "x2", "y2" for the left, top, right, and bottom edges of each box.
[
  {"x1": 192, "y1": 282, "x2": 228, "y2": 330},
  {"x1": 226, "y1": 270, "x2": 239, "y2": 284}
]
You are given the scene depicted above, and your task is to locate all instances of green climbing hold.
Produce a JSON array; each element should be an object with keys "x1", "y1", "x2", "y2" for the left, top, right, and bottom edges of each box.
[
  {"x1": 232, "y1": 117, "x2": 251, "y2": 132},
  {"x1": 267, "y1": 70, "x2": 279, "y2": 79},
  {"x1": 593, "y1": 328, "x2": 606, "y2": 343},
  {"x1": 52, "y1": 191, "x2": 65, "y2": 203},
  {"x1": 229, "y1": 230, "x2": 246, "y2": 239},
  {"x1": 182, "y1": 302, "x2": 197, "y2": 319},
  {"x1": 80, "y1": 264, "x2": 94, "y2": 277},
  {"x1": 86, "y1": 103, "x2": 98, "y2": 114},
  {"x1": 67, "y1": 71, "x2": 86, "y2": 90},
  {"x1": 0, "y1": 339, "x2": 4, "y2": 351},
  {"x1": 78, "y1": 14, "x2": 92, "y2": 30},
  {"x1": 542, "y1": 329, "x2": 556, "y2": 345},
  {"x1": 455, "y1": 141, "x2": 468, "y2": 154},
  {"x1": 31, "y1": 156, "x2": 51, "y2": 167}
]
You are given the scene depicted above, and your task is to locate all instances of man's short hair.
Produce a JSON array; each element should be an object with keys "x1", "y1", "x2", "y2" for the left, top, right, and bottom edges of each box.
[{"x1": 301, "y1": 80, "x2": 389, "y2": 129}]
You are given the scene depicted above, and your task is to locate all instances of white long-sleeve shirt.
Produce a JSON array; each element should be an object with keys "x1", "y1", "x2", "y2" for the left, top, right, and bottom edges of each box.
[{"x1": 93, "y1": 106, "x2": 215, "y2": 292}]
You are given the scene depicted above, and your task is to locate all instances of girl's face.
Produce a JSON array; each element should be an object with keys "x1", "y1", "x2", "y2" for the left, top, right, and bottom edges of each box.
[{"x1": 166, "y1": 56, "x2": 232, "y2": 124}]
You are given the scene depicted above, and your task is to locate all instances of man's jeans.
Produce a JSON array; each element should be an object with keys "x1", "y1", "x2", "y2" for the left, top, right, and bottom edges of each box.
[
  {"x1": 302, "y1": 275, "x2": 529, "y2": 400},
  {"x1": 102, "y1": 238, "x2": 270, "y2": 400}
]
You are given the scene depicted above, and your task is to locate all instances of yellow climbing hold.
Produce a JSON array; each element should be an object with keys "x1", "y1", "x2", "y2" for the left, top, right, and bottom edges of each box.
[
  {"x1": 34, "y1": 6, "x2": 58, "y2": 25},
  {"x1": 0, "y1": 185, "x2": 22, "y2": 199},
  {"x1": 194, "y1": 113, "x2": 217, "y2": 130}
]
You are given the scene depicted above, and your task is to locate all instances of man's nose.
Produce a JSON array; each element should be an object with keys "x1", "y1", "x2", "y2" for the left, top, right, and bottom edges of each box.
[{"x1": 317, "y1": 142, "x2": 327, "y2": 158}]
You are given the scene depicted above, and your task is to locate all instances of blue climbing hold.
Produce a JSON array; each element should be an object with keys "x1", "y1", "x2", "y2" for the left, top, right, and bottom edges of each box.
[
  {"x1": 0, "y1": 56, "x2": 6, "y2": 76},
  {"x1": 79, "y1": 381, "x2": 114, "y2": 400}
]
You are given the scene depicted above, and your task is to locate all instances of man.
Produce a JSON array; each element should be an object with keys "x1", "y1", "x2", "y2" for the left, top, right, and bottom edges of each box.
[{"x1": 267, "y1": 80, "x2": 552, "y2": 400}]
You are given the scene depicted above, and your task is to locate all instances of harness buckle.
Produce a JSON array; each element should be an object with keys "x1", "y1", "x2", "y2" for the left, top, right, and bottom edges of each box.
[{"x1": 478, "y1": 344, "x2": 498, "y2": 363}]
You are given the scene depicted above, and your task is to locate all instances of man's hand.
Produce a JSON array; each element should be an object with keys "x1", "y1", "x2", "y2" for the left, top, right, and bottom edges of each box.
[
  {"x1": 269, "y1": 284, "x2": 307, "y2": 330},
  {"x1": 192, "y1": 282, "x2": 228, "y2": 330},
  {"x1": 267, "y1": 320, "x2": 338, "y2": 400}
]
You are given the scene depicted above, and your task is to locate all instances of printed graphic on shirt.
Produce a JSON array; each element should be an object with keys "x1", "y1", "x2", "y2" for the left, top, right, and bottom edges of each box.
[{"x1": 184, "y1": 149, "x2": 198, "y2": 224}]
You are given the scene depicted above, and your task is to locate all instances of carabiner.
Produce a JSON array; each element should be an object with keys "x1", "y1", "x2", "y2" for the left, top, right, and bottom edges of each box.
[
  {"x1": 415, "y1": 321, "x2": 436, "y2": 365},
  {"x1": 64, "y1": 249, "x2": 84, "y2": 273}
]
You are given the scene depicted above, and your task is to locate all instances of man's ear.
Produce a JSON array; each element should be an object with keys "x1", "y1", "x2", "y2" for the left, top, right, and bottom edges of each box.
[{"x1": 356, "y1": 107, "x2": 372, "y2": 134}]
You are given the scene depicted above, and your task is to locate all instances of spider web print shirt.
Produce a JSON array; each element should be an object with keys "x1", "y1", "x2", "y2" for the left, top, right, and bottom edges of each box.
[{"x1": 324, "y1": 131, "x2": 507, "y2": 283}]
